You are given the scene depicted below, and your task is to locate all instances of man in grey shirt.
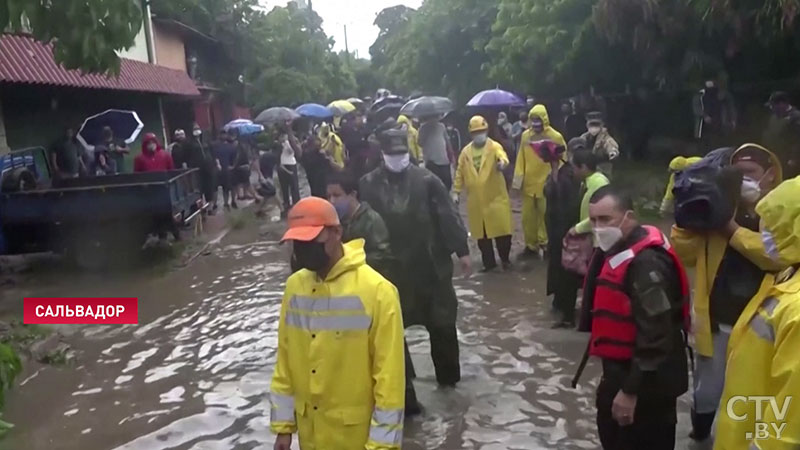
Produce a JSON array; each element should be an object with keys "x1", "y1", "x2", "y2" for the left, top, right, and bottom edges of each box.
[{"x1": 418, "y1": 115, "x2": 454, "y2": 190}]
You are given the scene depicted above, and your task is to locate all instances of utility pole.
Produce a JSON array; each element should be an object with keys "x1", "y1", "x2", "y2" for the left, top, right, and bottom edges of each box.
[{"x1": 344, "y1": 24, "x2": 349, "y2": 55}]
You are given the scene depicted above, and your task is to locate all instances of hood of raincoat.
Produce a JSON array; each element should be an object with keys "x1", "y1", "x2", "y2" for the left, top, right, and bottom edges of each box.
[
  {"x1": 669, "y1": 156, "x2": 702, "y2": 172},
  {"x1": 756, "y1": 176, "x2": 800, "y2": 266},
  {"x1": 528, "y1": 104, "x2": 551, "y2": 128},
  {"x1": 323, "y1": 239, "x2": 367, "y2": 281},
  {"x1": 730, "y1": 143, "x2": 784, "y2": 184},
  {"x1": 396, "y1": 114, "x2": 412, "y2": 128},
  {"x1": 142, "y1": 133, "x2": 162, "y2": 155}
]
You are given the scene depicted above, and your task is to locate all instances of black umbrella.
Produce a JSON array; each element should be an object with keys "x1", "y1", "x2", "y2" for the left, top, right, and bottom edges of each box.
[
  {"x1": 399, "y1": 96, "x2": 454, "y2": 118},
  {"x1": 77, "y1": 109, "x2": 144, "y2": 150},
  {"x1": 369, "y1": 103, "x2": 403, "y2": 125},
  {"x1": 254, "y1": 107, "x2": 300, "y2": 125},
  {"x1": 370, "y1": 95, "x2": 405, "y2": 113}
]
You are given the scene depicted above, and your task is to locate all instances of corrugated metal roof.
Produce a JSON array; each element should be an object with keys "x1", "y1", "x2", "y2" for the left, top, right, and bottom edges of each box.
[{"x1": 0, "y1": 34, "x2": 201, "y2": 97}]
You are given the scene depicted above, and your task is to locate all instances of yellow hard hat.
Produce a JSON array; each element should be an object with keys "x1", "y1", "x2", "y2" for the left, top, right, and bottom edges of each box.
[{"x1": 468, "y1": 115, "x2": 489, "y2": 133}]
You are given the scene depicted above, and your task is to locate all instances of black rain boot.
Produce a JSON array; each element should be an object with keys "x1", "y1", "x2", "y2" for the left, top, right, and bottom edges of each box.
[
  {"x1": 405, "y1": 381, "x2": 422, "y2": 417},
  {"x1": 689, "y1": 408, "x2": 716, "y2": 441}
]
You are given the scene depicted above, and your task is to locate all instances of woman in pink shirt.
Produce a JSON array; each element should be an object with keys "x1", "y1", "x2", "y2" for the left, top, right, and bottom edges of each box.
[{"x1": 134, "y1": 133, "x2": 175, "y2": 173}]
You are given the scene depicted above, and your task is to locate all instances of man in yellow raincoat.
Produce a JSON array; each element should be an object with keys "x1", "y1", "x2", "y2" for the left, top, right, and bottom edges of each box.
[
  {"x1": 318, "y1": 123, "x2": 345, "y2": 169},
  {"x1": 659, "y1": 155, "x2": 703, "y2": 216},
  {"x1": 715, "y1": 175, "x2": 800, "y2": 449},
  {"x1": 513, "y1": 104, "x2": 567, "y2": 258},
  {"x1": 270, "y1": 197, "x2": 405, "y2": 450},
  {"x1": 397, "y1": 115, "x2": 422, "y2": 164},
  {"x1": 453, "y1": 116, "x2": 513, "y2": 271},
  {"x1": 671, "y1": 144, "x2": 784, "y2": 442}
]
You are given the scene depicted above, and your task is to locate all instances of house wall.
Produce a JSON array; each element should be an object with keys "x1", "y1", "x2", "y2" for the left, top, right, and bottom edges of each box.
[
  {"x1": 117, "y1": 24, "x2": 150, "y2": 63},
  {"x1": 0, "y1": 85, "x2": 164, "y2": 173},
  {"x1": 154, "y1": 25, "x2": 187, "y2": 72}
]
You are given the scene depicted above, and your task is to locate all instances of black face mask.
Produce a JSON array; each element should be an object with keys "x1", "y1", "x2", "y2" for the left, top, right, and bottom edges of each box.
[{"x1": 293, "y1": 241, "x2": 329, "y2": 272}]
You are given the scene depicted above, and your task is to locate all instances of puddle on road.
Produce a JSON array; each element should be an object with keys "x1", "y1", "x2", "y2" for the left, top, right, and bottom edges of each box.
[{"x1": 3, "y1": 240, "x2": 687, "y2": 449}]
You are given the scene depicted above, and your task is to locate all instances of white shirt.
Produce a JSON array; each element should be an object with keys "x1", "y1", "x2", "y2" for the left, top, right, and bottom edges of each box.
[{"x1": 280, "y1": 140, "x2": 296, "y2": 165}]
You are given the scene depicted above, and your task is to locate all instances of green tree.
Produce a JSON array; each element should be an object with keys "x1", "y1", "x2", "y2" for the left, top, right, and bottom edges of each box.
[
  {"x1": 371, "y1": 0, "x2": 497, "y2": 103},
  {"x1": 1, "y1": 0, "x2": 143, "y2": 74}
]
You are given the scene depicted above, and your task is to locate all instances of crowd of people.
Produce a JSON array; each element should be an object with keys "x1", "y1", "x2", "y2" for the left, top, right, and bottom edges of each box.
[
  {"x1": 48, "y1": 89, "x2": 800, "y2": 450},
  {"x1": 266, "y1": 88, "x2": 800, "y2": 450}
]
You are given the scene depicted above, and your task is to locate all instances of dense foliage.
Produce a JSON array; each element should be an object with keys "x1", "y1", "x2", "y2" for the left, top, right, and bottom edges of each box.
[
  {"x1": 152, "y1": 0, "x2": 358, "y2": 110},
  {"x1": 0, "y1": 0, "x2": 143, "y2": 75},
  {"x1": 371, "y1": 0, "x2": 800, "y2": 100},
  {"x1": 0, "y1": 342, "x2": 21, "y2": 437}
]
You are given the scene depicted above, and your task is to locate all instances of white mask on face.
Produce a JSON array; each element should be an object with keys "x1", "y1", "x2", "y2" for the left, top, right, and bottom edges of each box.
[
  {"x1": 147, "y1": 143, "x2": 157, "y2": 152},
  {"x1": 588, "y1": 126, "x2": 602, "y2": 136},
  {"x1": 472, "y1": 132, "x2": 488, "y2": 147},
  {"x1": 383, "y1": 153, "x2": 410, "y2": 173},
  {"x1": 592, "y1": 212, "x2": 629, "y2": 252},
  {"x1": 193, "y1": 129, "x2": 202, "y2": 137},
  {"x1": 741, "y1": 176, "x2": 762, "y2": 203}
]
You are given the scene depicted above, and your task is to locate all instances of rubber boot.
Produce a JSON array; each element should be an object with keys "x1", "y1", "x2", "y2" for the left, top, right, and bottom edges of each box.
[{"x1": 690, "y1": 408, "x2": 716, "y2": 441}]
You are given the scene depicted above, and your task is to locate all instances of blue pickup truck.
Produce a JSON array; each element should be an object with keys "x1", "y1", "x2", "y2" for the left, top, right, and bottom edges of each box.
[{"x1": 0, "y1": 147, "x2": 204, "y2": 268}]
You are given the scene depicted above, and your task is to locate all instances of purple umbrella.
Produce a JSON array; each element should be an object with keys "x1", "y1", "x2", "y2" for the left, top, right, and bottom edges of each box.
[{"x1": 467, "y1": 89, "x2": 526, "y2": 107}]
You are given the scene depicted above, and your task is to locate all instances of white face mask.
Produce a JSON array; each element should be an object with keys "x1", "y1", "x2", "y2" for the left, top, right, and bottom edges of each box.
[
  {"x1": 741, "y1": 176, "x2": 762, "y2": 203},
  {"x1": 592, "y1": 212, "x2": 629, "y2": 251},
  {"x1": 147, "y1": 143, "x2": 157, "y2": 152},
  {"x1": 588, "y1": 126, "x2": 602, "y2": 136},
  {"x1": 383, "y1": 153, "x2": 410, "y2": 173},
  {"x1": 193, "y1": 129, "x2": 202, "y2": 137},
  {"x1": 472, "y1": 132, "x2": 488, "y2": 147}
]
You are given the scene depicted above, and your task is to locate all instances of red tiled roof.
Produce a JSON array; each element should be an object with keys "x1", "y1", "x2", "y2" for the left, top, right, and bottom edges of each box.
[{"x1": 0, "y1": 34, "x2": 200, "y2": 97}]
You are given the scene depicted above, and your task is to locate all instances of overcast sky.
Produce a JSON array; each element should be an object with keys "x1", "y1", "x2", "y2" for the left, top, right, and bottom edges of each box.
[{"x1": 261, "y1": 0, "x2": 423, "y2": 59}]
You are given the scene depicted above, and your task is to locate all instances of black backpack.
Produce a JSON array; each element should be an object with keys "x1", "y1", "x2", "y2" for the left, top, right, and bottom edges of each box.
[{"x1": 673, "y1": 147, "x2": 742, "y2": 231}]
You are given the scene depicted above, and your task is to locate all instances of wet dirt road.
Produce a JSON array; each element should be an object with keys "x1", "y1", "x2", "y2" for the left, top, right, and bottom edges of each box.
[{"x1": 2, "y1": 231, "x2": 694, "y2": 449}]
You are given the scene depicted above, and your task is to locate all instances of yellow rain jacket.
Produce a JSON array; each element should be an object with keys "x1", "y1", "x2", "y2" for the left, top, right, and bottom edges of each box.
[
  {"x1": 397, "y1": 115, "x2": 422, "y2": 163},
  {"x1": 513, "y1": 104, "x2": 567, "y2": 198},
  {"x1": 270, "y1": 239, "x2": 406, "y2": 450},
  {"x1": 715, "y1": 176, "x2": 800, "y2": 450},
  {"x1": 319, "y1": 125, "x2": 346, "y2": 169},
  {"x1": 453, "y1": 137, "x2": 512, "y2": 239},
  {"x1": 671, "y1": 144, "x2": 784, "y2": 357}
]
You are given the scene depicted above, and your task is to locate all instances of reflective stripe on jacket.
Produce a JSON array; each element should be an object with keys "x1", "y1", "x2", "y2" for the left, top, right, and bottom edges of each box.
[
  {"x1": 269, "y1": 239, "x2": 406, "y2": 449},
  {"x1": 590, "y1": 226, "x2": 690, "y2": 360}
]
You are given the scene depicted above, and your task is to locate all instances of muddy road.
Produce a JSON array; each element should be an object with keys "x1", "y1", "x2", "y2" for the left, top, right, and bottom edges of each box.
[{"x1": 1, "y1": 223, "x2": 695, "y2": 449}]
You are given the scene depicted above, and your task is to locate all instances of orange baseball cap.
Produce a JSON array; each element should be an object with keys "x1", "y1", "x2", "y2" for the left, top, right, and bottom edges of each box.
[{"x1": 281, "y1": 197, "x2": 340, "y2": 242}]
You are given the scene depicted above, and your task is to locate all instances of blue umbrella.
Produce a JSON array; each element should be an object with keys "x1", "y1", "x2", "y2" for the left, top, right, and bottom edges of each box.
[
  {"x1": 296, "y1": 103, "x2": 333, "y2": 119},
  {"x1": 467, "y1": 89, "x2": 526, "y2": 107},
  {"x1": 223, "y1": 119, "x2": 264, "y2": 136},
  {"x1": 77, "y1": 109, "x2": 144, "y2": 150}
]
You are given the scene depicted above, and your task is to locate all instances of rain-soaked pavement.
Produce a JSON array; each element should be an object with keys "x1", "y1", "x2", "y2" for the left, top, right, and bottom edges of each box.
[{"x1": 2, "y1": 222, "x2": 695, "y2": 449}]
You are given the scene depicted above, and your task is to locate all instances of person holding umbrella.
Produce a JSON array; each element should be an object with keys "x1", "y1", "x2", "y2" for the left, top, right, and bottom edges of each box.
[
  {"x1": 453, "y1": 116, "x2": 513, "y2": 271},
  {"x1": 96, "y1": 126, "x2": 130, "y2": 173},
  {"x1": 514, "y1": 104, "x2": 567, "y2": 259}
]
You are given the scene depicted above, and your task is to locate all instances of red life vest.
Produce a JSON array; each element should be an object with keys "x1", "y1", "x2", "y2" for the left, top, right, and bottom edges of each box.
[{"x1": 589, "y1": 225, "x2": 690, "y2": 361}]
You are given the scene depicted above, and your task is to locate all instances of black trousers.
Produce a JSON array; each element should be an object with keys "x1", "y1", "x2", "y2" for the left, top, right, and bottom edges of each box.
[
  {"x1": 596, "y1": 374, "x2": 677, "y2": 450},
  {"x1": 278, "y1": 165, "x2": 301, "y2": 209},
  {"x1": 477, "y1": 234, "x2": 511, "y2": 269},
  {"x1": 306, "y1": 168, "x2": 327, "y2": 198},
  {"x1": 427, "y1": 163, "x2": 452, "y2": 191},
  {"x1": 404, "y1": 339, "x2": 419, "y2": 409},
  {"x1": 425, "y1": 323, "x2": 460, "y2": 386},
  {"x1": 553, "y1": 282, "x2": 579, "y2": 323}
]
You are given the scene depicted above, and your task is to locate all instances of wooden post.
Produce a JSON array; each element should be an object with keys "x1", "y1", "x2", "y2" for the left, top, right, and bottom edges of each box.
[{"x1": 0, "y1": 92, "x2": 9, "y2": 154}]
